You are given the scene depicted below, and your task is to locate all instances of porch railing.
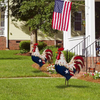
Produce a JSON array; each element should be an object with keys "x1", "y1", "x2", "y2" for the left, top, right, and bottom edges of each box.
[
  {"x1": 69, "y1": 35, "x2": 90, "y2": 56},
  {"x1": 66, "y1": 37, "x2": 100, "y2": 73},
  {"x1": 66, "y1": 35, "x2": 90, "y2": 63}
]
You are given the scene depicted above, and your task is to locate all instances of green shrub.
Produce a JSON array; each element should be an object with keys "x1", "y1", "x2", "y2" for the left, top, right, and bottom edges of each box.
[
  {"x1": 38, "y1": 41, "x2": 47, "y2": 51},
  {"x1": 40, "y1": 46, "x2": 58, "y2": 63},
  {"x1": 40, "y1": 46, "x2": 75, "y2": 63},
  {"x1": 20, "y1": 49, "x2": 28, "y2": 54},
  {"x1": 19, "y1": 41, "x2": 30, "y2": 53},
  {"x1": 63, "y1": 50, "x2": 75, "y2": 63}
]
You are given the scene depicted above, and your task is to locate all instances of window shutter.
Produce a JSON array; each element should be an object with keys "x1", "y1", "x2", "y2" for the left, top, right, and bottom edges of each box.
[{"x1": 74, "y1": 12, "x2": 82, "y2": 31}]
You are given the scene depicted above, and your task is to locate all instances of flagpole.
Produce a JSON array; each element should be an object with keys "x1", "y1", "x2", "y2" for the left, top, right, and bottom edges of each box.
[
  {"x1": 72, "y1": 2, "x2": 90, "y2": 8},
  {"x1": 61, "y1": 0, "x2": 90, "y2": 8}
]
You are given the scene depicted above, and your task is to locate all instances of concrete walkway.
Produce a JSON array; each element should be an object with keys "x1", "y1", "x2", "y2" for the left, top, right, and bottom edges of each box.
[
  {"x1": 0, "y1": 72, "x2": 85, "y2": 79},
  {"x1": 0, "y1": 77, "x2": 64, "y2": 79}
]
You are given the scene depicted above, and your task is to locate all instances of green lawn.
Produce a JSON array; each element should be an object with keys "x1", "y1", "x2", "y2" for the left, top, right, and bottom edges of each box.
[
  {"x1": 0, "y1": 50, "x2": 49, "y2": 78},
  {"x1": 0, "y1": 50, "x2": 100, "y2": 100},
  {"x1": 0, "y1": 78, "x2": 100, "y2": 100}
]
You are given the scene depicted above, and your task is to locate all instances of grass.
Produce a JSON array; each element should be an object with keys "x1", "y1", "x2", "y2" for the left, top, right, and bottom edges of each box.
[
  {"x1": 0, "y1": 50, "x2": 49, "y2": 78},
  {"x1": 0, "y1": 78, "x2": 100, "y2": 100},
  {"x1": 0, "y1": 50, "x2": 100, "y2": 100}
]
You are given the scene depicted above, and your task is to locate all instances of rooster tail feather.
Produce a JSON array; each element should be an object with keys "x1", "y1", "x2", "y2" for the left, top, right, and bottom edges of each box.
[
  {"x1": 74, "y1": 56, "x2": 84, "y2": 65},
  {"x1": 74, "y1": 64, "x2": 80, "y2": 73},
  {"x1": 74, "y1": 61, "x2": 84, "y2": 68},
  {"x1": 45, "y1": 49, "x2": 53, "y2": 60},
  {"x1": 73, "y1": 56, "x2": 84, "y2": 73}
]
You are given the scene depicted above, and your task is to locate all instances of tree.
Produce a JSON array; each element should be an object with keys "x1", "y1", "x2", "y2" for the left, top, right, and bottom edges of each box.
[
  {"x1": 0, "y1": 0, "x2": 85, "y2": 51},
  {"x1": 10, "y1": 0, "x2": 57, "y2": 52}
]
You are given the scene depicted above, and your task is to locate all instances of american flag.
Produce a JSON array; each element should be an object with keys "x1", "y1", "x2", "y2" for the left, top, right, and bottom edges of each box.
[{"x1": 52, "y1": 0, "x2": 72, "y2": 31}]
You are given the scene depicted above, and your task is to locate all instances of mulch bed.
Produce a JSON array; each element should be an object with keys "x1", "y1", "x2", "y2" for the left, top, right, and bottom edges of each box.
[
  {"x1": 32, "y1": 63, "x2": 100, "y2": 84},
  {"x1": 18, "y1": 52, "x2": 100, "y2": 83},
  {"x1": 16, "y1": 52, "x2": 31, "y2": 56},
  {"x1": 32, "y1": 63, "x2": 63, "y2": 77},
  {"x1": 78, "y1": 75, "x2": 100, "y2": 84}
]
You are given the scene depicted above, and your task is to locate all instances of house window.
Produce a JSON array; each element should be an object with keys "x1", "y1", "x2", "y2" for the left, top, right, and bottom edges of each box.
[
  {"x1": 0, "y1": 10, "x2": 5, "y2": 35},
  {"x1": 74, "y1": 12, "x2": 82, "y2": 31}
]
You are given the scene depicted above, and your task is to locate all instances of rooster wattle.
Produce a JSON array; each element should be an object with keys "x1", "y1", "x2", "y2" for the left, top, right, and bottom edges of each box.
[
  {"x1": 55, "y1": 47, "x2": 84, "y2": 85},
  {"x1": 31, "y1": 43, "x2": 53, "y2": 68}
]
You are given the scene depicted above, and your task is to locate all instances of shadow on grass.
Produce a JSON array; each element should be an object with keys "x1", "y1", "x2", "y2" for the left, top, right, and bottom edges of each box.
[
  {"x1": 32, "y1": 70, "x2": 42, "y2": 73},
  {"x1": 56, "y1": 85, "x2": 89, "y2": 88},
  {"x1": 0, "y1": 58, "x2": 28, "y2": 60}
]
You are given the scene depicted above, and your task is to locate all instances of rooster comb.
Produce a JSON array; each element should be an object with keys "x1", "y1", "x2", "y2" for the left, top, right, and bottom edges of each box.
[
  {"x1": 34, "y1": 43, "x2": 38, "y2": 46},
  {"x1": 58, "y1": 47, "x2": 64, "y2": 51}
]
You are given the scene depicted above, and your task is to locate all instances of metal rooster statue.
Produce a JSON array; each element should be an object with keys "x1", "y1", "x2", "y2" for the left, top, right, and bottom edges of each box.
[
  {"x1": 31, "y1": 43, "x2": 53, "y2": 68},
  {"x1": 55, "y1": 47, "x2": 84, "y2": 85}
]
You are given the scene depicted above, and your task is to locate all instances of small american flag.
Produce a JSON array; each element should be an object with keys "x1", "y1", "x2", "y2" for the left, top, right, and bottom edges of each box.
[{"x1": 52, "y1": 0, "x2": 72, "y2": 31}]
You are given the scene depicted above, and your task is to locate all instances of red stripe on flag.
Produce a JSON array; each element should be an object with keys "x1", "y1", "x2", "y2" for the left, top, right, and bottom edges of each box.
[
  {"x1": 55, "y1": 12, "x2": 57, "y2": 29},
  {"x1": 58, "y1": 13, "x2": 62, "y2": 30},
  {"x1": 64, "y1": 2, "x2": 69, "y2": 31},
  {"x1": 61, "y1": 1, "x2": 67, "y2": 31},
  {"x1": 58, "y1": 13, "x2": 61, "y2": 30},
  {"x1": 52, "y1": 12, "x2": 55, "y2": 28},
  {"x1": 66, "y1": 2, "x2": 72, "y2": 31},
  {"x1": 54, "y1": 12, "x2": 57, "y2": 29},
  {"x1": 52, "y1": 1, "x2": 72, "y2": 31},
  {"x1": 56, "y1": 13, "x2": 59, "y2": 30},
  {"x1": 55, "y1": 13, "x2": 58, "y2": 29}
]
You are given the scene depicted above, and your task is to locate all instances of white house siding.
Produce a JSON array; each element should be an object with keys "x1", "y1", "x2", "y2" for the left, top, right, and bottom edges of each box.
[
  {"x1": 9, "y1": 19, "x2": 30, "y2": 40},
  {"x1": 8, "y1": 17, "x2": 63, "y2": 49},
  {"x1": 37, "y1": 30, "x2": 63, "y2": 40},
  {"x1": 9, "y1": 17, "x2": 63, "y2": 41}
]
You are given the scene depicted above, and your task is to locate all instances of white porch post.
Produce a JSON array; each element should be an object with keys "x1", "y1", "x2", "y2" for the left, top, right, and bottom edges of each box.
[
  {"x1": 85, "y1": 0, "x2": 89, "y2": 38},
  {"x1": 63, "y1": 15, "x2": 71, "y2": 50},
  {"x1": 85, "y1": 0, "x2": 96, "y2": 56},
  {"x1": 63, "y1": 0, "x2": 71, "y2": 50},
  {"x1": 4, "y1": 0, "x2": 9, "y2": 49}
]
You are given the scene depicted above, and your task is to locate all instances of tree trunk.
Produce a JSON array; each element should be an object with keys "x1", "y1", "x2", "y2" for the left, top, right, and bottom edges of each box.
[{"x1": 30, "y1": 29, "x2": 37, "y2": 53}]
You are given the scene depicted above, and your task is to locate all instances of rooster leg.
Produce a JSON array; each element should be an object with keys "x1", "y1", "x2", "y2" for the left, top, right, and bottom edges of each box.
[
  {"x1": 65, "y1": 79, "x2": 68, "y2": 86},
  {"x1": 67, "y1": 80, "x2": 69, "y2": 86},
  {"x1": 65, "y1": 79, "x2": 66, "y2": 85}
]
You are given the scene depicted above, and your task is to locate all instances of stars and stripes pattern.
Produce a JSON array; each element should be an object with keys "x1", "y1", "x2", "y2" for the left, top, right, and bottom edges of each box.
[
  {"x1": 43, "y1": 49, "x2": 53, "y2": 61},
  {"x1": 52, "y1": 0, "x2": 72, "y2": 31},
  {"x1": 41, "y1": 49, "x2": 53, "y2": 64},
  {"x1": 55, "y1": 47, "x2": 84, "y2": 80},
  {"x1": 31, "y1": 43, "x2": 53, "y2": 67}
]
